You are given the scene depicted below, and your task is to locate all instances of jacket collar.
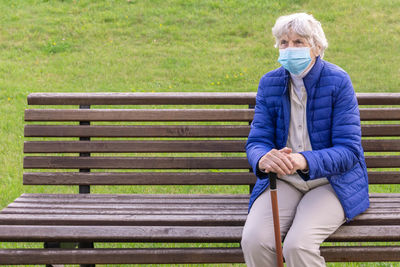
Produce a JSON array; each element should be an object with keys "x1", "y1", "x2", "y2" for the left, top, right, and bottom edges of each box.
[
  {"x1": 303, "y1": 56, "x2": 324, "y2": 94},
  {"x1": 281, "y1": 56, "x2": 324, "y2": 96}
]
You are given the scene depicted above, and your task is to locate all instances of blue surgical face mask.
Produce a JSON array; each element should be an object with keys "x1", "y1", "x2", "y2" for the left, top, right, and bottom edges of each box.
[{"x1": 277, "y1": 47, "x2": 312, "y2": 75}]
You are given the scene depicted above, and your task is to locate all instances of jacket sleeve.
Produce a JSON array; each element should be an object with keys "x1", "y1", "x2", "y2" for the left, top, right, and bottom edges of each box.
[
  {"x1": 300, "y1": 74, "x2": 363, "y2": 179},
  {"x1": 246, "y1": 79, "x2": 276, "y2": 179}
]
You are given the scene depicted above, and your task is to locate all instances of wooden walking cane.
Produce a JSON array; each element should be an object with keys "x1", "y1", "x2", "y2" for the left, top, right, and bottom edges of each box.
[{"x1": 269, "y1": 172, "x2": 284, "y2": 267}]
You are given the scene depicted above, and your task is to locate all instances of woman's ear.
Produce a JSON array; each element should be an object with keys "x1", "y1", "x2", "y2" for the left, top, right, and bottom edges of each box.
[
  {"x1": 310, "y1": 46, "x2": 320, "y2": 58},
  {"x1": 315, "y1": 45, "x2": 322, "y2": 57}
]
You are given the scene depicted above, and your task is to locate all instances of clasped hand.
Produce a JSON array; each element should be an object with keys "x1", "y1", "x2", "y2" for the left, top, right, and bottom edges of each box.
[{"x1": 258, "y1": 147, "x2": 308, "y2": 177}]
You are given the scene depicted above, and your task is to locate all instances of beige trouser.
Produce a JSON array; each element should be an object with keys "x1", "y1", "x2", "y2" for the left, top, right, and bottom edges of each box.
[{"x1": 241, "y1": 180, "x2": 346, "y2": 267}]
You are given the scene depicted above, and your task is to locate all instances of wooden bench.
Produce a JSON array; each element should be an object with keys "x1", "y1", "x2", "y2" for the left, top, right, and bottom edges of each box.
[{"x1": 0, "y1": 92, "x2": 399, "y2": 266}]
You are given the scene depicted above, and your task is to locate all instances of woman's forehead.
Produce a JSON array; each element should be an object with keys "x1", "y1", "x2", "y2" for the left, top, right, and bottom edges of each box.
[{"x1": 280, "y1": 31, "x2": 307, "y2": 41}]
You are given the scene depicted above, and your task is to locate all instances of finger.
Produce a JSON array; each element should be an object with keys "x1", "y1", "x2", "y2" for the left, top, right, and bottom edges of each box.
[
  {"x1": 265, "y1": 155, "x2": 290, "y2": 176},
  {"x1": 279, "y1": 147, "x2": 292, "y2": 154},
  {"x1": 268, "y1": 161, "x2": 287, "y2": 176},
  {"x1": 278, "y1": 153, "x2": 294, "y2": 171},
  {"x1": 270, "y1": 150, "x2": 293, "y2": 171}
]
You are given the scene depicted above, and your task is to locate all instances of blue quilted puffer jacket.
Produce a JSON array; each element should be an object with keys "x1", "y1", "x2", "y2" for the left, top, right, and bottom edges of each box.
[{"x1": 246, "y1": 56, "x2": 369, "y2": 221}]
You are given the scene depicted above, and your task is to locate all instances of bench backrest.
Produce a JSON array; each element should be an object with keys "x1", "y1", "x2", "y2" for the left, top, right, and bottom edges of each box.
[{"x1": 23, "y1": 93, "x2": 400, "y2": 193}]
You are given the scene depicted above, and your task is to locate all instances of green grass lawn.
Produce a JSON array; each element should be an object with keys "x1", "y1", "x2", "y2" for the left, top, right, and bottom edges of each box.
[{"x1": 0, "y1": 0, "x2": 399, "y2": 266}]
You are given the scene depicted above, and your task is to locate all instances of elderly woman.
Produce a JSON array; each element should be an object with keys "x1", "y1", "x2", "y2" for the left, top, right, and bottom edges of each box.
[{"x1": 241, "y1": 13, "x2": 369, "y2": 267}]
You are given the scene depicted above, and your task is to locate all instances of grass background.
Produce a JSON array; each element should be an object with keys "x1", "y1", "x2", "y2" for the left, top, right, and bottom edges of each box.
[{"x1": 0, "y1": 0, "x2": 399, "y2": 266}]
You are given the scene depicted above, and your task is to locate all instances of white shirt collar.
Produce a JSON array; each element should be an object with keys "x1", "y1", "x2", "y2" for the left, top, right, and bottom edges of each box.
[{"x1": 289, "y1": 61, "x2": 315, "y2": 100}]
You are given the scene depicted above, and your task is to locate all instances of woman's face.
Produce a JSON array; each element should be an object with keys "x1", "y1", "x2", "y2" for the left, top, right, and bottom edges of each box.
[{"x1": 279, "y1": 31, "x2": 318, "y2": 61}]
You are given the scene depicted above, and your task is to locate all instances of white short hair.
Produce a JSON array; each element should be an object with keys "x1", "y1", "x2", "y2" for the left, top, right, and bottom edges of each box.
[{"x1": 272, "y1": 13, "x2": 328, "y2": 58}]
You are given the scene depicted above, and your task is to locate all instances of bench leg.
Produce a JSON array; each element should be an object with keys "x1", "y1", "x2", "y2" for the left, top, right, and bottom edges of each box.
[
  {"x1": 44, "y1": 242, "x2": 60, "y2": 267},
  {"x1": 44, "y1": 242, "x2": 95, "y2": 267},
  {"x1": 79, "y1": 242, "x2": 95, "y2": 267}
]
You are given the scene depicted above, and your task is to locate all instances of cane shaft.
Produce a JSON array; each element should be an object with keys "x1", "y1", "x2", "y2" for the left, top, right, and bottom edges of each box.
[
  {"x1": 270, "y1": 173, "x2": 284, "y2": 267},
  {"x1": 270, "y1": 189, "x2": 284, "y2": 266}
]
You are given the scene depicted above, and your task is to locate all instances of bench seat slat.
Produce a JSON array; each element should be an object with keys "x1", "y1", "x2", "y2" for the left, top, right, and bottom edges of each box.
[
  {"x1": 0, "y1": 211, "x2": 399, "y2": 226},
  {"x1": 13, "y1": 192, "x2": 400, "y2": 202},
  {"x1": 5, "y1": 201, "x2": 400, "y2": 211},
  {"x1": 6, "y1": 195, "x2": 400, "y2": 208},
  {"x1": 3, "y1": 205, "x2": 399, "y2": 216},
  {"x1": 24, "y1": 139, "x2": 400, "y2": 153},
  {"x1": 0, "y1": 225, "x2": 398, "y2": 242},
  {"x1": 16, "y1": 193, "x2": 400, "y2": 203},
  {"x1": 23, "y1": 156, "x2": 400, "y2": 169},
  {"x1": 1, "y1": 246, "x2": 400, "y2": 264},
  {"x1": 0, "y1": 214, "x2": 246, "y2": 226},
  {"x1": 14, "y1": 197, "x2": 249, "y2": 205},
  {"x1": 1, "y1": 207, "x2": 247, "y2": 215},
  {"x1": 24, "y1": 124, "x2": 400, "y2": 137},
  {"x1": 6, "y1": 203, "x2": 247, "y2": 210},
  {"x1": 0, "y1": 248, "x2": 245, "y2": 265},
  {"x1": 16, "y1": 193, "x2": 250, "y2": 200},
  {"x1": 5, "y1": 199, "x2": 400, "y2": 211},
  {"x1": 12, "y1": 194, "x2": 249, "y2": 202}
]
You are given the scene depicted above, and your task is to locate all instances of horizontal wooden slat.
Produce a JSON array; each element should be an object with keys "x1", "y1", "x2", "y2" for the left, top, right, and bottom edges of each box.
[
  {"x1": 361, "y1": 124, "x2": 400, "y2": 137},
  {"x1": 24, "y1": 139, "x2": 400, "y2": 153},
  {"x1": 0, "y1": 248, "x2": 245, "y2": 265},
  {"x1": 356, "y1": 93, "x2": 400, "y2": 105},
  {"x1": 9, "y1": 192, "x2": 398, "y2": 204},
  {"x1": 3, "y1": 202, "x2": 399, "y2": 216},
  {"x1": 361, "y1": 140, "x2": 400, "y2": 152},
  {"x1": 23, "y1": 172, "x2": 256, "y2": 185},
  {"x1": 0, "y1": 225, "x2": 398, "y2": 242},
  {"x1": 22, "y1": 171, "x2": 399, "y2": 185},
  {"x1": 1, "y1": 207, "x2": 246, "y2": 216},
  {"x1": 0, "y1": 214, "x2": 245, "y2": 227},
  {"x1": 2, "y1": 201, "x2": 247, "y2": 213},
  {"x1": 1, "y1": 246, "x2": 400, "y2": 265},
  {"x1": 26, "y1": 92, "x2": 400, "y2": 106},
  {"x1": 368, "y1": 171, "x2": 400, "y2": 184},
  {"x1": 13, "y1": 193, "x2": 400, "y2": 204},
  {"x1": 4, "y1": 206, "x2": 400, "y2": 217},
  {"x1": 6, "y1": 194, "x2": 399, "y2": 210},
  {"x1": 320, "y1": 246, "x2": 400, "y2": 262},
  {"x1": 16, "y1": 193, "x2": 250, "y2": 201},
  {"x1": 0, "y1": 209, "x2": 399, "y2": 227},
  {"x1": 24, "y1": 108, "x2": 400, "y2": 122},
  {"x1": 23, "y1": 156, "x2": 400, "y2": 169},
  {"x1": 365, "y1": 156, "x2": 400, "y2": 168},
  {"x1": 25, "y1": 109, "x2": 254, "y2": 122},
  {"x1": 5, "y1": 202, "x2": 247, "y2": 211},
  {"x1": 23, "y1": 157, "x2": 251, "y2": 169},
  {"x1": 24, "y1": 125, "x2": 251, "y2": 137},
  {"x1": 24, "y1": 124, "x2": 400, "y2": 138},
  {"x1": 24, "y1": 140, "x2": 247, "y2": 153},
  {"x1": 27, "y1": 92, "x2": 257, "y2": 105},
  {"x1": 2, "y1": 195, "x2": 400, "y2": 226},
  {"x1": 360, "y1": 108, "x2": 400, "y2": 120},
  {"x1": 0, "y1": 225, "x2": 243, "y2": 242}
]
